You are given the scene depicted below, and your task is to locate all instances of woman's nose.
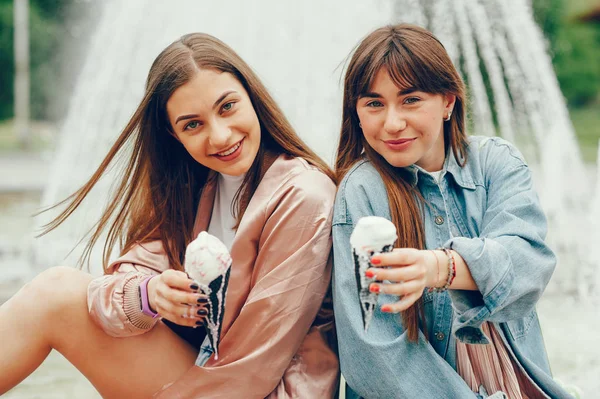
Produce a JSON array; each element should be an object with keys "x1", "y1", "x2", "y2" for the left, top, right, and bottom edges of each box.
[
  {"x1": 208, "y1": 122, "x2": 232, "y2": 149},
  {"x1": 383, "y1": 109, "x2": 407, "y2": 134}
]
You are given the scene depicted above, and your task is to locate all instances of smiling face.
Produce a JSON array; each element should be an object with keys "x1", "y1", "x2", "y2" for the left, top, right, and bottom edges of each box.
[
  {"x1": 166, "y1": 69, "x2": 261, "y2": 176},
  {"x1": 356, "y1": 67, "x2": 455, "y2": 172}
]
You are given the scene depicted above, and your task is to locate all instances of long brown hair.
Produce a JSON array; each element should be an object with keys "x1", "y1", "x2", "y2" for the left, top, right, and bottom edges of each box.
[
  {"x1": 335, "y1": 24, "x2": 468, "y2": 342},
  {"x1": 41, "y1": 33, "x2": 333, "y2": 272}
]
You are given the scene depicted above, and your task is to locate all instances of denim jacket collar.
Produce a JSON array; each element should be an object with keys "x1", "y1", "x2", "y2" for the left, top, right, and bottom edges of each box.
[{"x1": 403, "y1": 149, "x2": 476, "y2": 190}]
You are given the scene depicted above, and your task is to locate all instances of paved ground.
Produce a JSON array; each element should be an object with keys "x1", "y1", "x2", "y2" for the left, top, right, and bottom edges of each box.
[{"x1": 3, "y1": 351, "x2": 99, "y2": 399}]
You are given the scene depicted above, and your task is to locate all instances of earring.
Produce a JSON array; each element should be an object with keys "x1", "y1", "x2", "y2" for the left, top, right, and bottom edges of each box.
[
  {"x1": 359, "y1": 122, "x2": 362, "y2": 128},
  {"x1": 445, "y1": 111, "x2": 452, "y2": 121}
]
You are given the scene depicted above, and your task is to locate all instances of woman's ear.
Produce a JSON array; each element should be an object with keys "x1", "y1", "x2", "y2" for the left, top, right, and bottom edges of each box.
[{"x1": 444, "y1": 94, "x2": 456, "y2": 115}]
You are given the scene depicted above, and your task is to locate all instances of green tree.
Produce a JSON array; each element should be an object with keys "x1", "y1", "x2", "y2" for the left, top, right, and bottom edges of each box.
[
  {"x1": 0, "y1": 0, "x2": 97, "y2": 121},
  {"x1": 554, "y1": 24, "x2": 600, "y2": 106},
  {"x1": 533, "y1": 0, "x2": 564, "y2": 49},
  {"x1": 0, "y1": 0, "x2": 14, "y2": 120},
  {"x1": 534, "y1": 0, "x2": 600, "y2": 106}
]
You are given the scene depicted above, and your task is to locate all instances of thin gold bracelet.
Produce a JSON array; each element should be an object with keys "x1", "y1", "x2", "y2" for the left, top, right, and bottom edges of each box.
[{"x1": 427, "y1": 250, "x2": 440, "y2": 293}]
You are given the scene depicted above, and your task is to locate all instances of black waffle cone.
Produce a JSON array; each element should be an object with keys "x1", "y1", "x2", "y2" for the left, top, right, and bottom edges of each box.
[
  {"x1": 353, "y1": 244, "x2": 393, "y2": 331},
  {"x1": 353, "y1": 249, "x2": 372, "y2": 329},
  {"x1": 203, "y1": 267, "x2": 231, "y2": 359}
]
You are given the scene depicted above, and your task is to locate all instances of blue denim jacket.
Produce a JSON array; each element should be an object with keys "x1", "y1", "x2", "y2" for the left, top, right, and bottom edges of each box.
[{"x1": 332, "y1": 136, "x2": 573, "y2": 399}]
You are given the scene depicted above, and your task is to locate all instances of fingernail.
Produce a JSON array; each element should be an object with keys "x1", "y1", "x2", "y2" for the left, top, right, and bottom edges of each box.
[
  {"x1": 197, "y1": 297, "x2": 208, "y2": 304},
  {"x1": 195, "y1": 320, "x2": 204, "y2": 326},
  {"x1": 370, "y1": 284, "x2": 380, "y2": 293},
  {"x1": 197, "y1": 309, "x2": 208, "y2": 316},
  {"x1": 365, "y1": 270, "x2": 375, "y2": 278},
  {"x1": 190, "y1": 284, "x2": 199, "y2": 291},
  {"x1": 370, "y1": 257, "x2": 381, "y2": 265},
  {"x1": 381, "y1": 305, "x2": 392, "y2": 313}
]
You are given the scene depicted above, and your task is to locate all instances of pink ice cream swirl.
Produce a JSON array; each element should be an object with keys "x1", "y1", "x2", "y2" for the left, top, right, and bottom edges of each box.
[{"x1": 184, "y1": 232, "x2": 232, "y2": 286}]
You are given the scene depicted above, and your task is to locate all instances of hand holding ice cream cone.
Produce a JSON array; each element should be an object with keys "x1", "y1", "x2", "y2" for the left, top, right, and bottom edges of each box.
[{"x1": 146, "y1": 270, "x2": 209, "y2": 327}]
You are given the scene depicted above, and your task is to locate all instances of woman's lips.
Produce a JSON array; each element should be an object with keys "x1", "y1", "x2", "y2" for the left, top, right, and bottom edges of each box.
[
  {"x1": 213, "y1": 138, "x2": 244, "y2": 161},
  {"x1": 384, "y1": 138, "x2": 416, "y2": 150}
]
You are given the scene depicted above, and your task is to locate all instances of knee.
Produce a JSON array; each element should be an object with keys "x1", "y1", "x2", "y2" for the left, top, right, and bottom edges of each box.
[
  {"x1": 36, "y1": 265, "x2": 78, "y2": 281},
  {"x1": 14, "y1": 267, "x2": 93, "y2": 348},
  {"x1": 26, "y1": 266, "x2": 78, "y2": 292},
  {"x1": 21, "y1": 266, "x2": 89, "y2": 313}
]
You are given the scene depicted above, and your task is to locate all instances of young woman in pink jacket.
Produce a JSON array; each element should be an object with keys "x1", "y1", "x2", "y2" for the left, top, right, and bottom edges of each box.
[{"x1": 0, "y1": 33, "x2": 339, "y2": 398}]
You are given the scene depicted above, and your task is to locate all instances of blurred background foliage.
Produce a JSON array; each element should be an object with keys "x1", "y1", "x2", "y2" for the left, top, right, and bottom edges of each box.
[
  {"x1": 0, "y1": 0, "x2": 99, "y2": 122},
  {"x1": 533, "y1": 0, "x2": 600, "y2": 160},
  {"x1": 0, "y1": 0, "x2": 598, "y2": 157}
]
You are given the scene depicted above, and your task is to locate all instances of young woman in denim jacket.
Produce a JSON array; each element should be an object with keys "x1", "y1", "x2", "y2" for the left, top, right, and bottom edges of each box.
[
  {"x1": 333, "y1": 24, "x2": 573, "y2": 399},
  {"x1": 0, "y1": 33, "x2": 339, "y2": 398}
]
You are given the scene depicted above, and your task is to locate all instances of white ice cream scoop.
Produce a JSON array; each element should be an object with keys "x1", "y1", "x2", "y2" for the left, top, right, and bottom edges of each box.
[
  {"x1": 350, "y1": 216, "x2": 397, "y2": 257},
  {"x1": 185, "y1": 231, "x2": 232, "y2": 286}
]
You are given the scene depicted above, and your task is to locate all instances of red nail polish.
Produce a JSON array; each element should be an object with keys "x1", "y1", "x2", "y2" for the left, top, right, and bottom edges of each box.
[
  {"x1": 381, "y1": 305, "x2": 392, "y2": 313},
  {"x1": 370, "y1": 284, "x2": 380, "y2": 293},
  {"x1": 365, "y1": 270, "x2": 375, "y2": 278},
  {"x1": 371, "y1": 257, "x2": 381, "y2": 265}
]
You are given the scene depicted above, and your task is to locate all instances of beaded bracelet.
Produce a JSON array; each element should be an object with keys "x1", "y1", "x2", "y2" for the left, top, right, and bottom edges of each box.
[
  {"x1": 447, "y1": 249, "x2": 457, "y2": 287},
  {"x1": 429, "y1": 247, "x2": 456, "y2": 293}
]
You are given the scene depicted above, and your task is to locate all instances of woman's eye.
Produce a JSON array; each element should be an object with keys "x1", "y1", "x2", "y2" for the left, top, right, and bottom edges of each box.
[
  {"x1": 404, "y1": 97, "x2": 420, "y2": 104},
  {"x1": 222, "y1": 101, "x2": 235, "y2": 112},
  {"x1": 366, "y1": 100, "x2": 383, "y2": 108},
  {"x1": 184, "y1": 121, "x2": 201, "y2": 130}
]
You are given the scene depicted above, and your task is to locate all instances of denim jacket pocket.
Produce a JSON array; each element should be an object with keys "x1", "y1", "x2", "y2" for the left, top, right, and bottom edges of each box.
[{"x1": 504, "y1": 309, "x2": 536, "y2": 340}]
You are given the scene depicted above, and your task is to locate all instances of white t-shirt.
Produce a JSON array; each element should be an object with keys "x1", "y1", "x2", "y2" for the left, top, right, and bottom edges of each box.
[
  {"x1": 429, "y1": 170, "x2": 443, "y2": 183},
  {"x1": 207, "y1": 173, "x2": 245, "y2": 250}
]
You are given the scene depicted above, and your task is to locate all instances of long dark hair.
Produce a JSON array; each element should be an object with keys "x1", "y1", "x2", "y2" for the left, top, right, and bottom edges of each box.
[
  {"x1": 336, "y1": 24, "x2": 467, "y2": 342},
  {"x1": 41, "y1": 33, "x2": 334, "y2": 272}
]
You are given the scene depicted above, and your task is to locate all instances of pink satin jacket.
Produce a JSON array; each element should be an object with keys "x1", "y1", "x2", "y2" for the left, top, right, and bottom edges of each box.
[{"x1": 87, "y1": 155, "x2": 340, "y2": 398}]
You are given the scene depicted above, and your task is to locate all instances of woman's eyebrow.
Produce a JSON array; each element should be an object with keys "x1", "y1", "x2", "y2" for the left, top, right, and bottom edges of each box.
[
  {"x1": 397, "y1": 87, "x2": 417, "y2": 95},
  {"x1": 212, "y1": 90, "x2": 237, "y2": 110},
  {"x1": 359, "y1": 91, "x2": 382, "y2": 99},
  {"x1": 359, "y1": 87, "x2": 417, "y2": 99},
  {"x1": 174, "y1": 90, "x2": 238, "y2": 124},
  {"x1": 175, "y1": 114, "x2": 199, "y2": 124}
]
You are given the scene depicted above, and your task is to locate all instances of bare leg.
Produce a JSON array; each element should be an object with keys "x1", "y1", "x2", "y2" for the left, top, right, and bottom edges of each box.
[{"x1": 0, "y1": 266, "x2": 197, "y2": 398}]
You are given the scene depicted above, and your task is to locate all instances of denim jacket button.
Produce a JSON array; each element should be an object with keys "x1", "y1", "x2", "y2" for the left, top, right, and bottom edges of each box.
[
  {"x1": 434, "y1": 215, "x2": 445, "y2": 225},
  {"x1": 435, "y1": 331, "x2": 445, "y2": 341}
]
